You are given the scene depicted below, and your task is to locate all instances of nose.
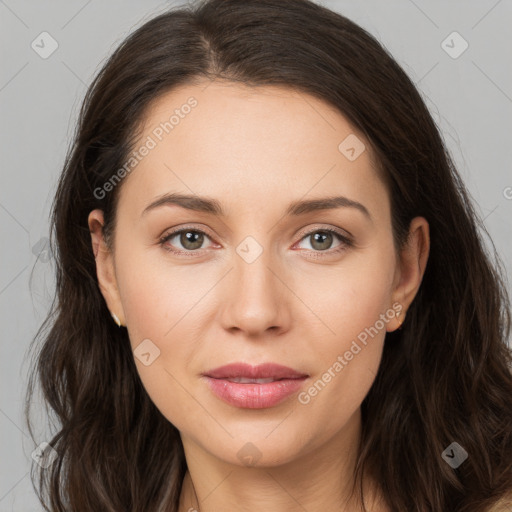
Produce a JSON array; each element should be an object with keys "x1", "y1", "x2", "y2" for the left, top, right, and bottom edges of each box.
[{"x1": 218, "y1": 239, "x2": 292, "y2": 338}]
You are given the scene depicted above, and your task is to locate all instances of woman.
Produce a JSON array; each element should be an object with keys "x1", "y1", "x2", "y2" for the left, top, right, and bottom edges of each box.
[{"x1": 25, "y1": 0, "x2": 512, "y2": 510}]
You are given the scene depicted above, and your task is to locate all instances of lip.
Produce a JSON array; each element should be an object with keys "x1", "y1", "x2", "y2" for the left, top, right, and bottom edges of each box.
[
  {"x1": 202, "y1": 363, "x2": 309, "y2": 409},
  {"x1": 204, "y1": 362, "x2": 308, "y2": 380}
]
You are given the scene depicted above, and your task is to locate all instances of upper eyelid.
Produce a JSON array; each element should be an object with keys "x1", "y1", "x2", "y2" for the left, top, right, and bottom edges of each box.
[
  {"x1": 295, "y1": 224, "x2": 352, "y2": 240},
  {"x1": 161, "y1": 224, "x2": 216, "y2": 242}
]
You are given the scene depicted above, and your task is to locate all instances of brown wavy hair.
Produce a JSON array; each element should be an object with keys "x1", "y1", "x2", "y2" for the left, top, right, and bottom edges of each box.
[{"x1": 25, "y1": 0, "x2": 512, "y2": 510}]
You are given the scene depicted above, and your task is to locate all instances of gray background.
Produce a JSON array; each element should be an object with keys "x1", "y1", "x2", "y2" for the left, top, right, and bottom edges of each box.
[{"x1": 1, "y1": 0, "x2": 511, "y2": 510}]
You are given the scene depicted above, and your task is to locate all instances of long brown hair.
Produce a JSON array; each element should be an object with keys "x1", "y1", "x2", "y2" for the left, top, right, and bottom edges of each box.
[{"x1": 25, "y1": 0, "x2": 512, "y2": 510}]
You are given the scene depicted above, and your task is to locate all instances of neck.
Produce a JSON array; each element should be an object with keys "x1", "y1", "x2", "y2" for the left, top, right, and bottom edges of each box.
[{"x1": 177, "y1": 409, "x2": 389, "y2": 512}]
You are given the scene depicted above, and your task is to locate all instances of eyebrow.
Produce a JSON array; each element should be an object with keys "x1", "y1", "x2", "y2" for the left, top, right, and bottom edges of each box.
[{"x1": 141, "y1": 192, "x2": 372, "y2": 221}]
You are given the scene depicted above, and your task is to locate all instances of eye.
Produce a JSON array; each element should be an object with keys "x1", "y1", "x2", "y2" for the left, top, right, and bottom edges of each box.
[
  {"x1": 159, "y1": 226, "x2": 215, "y2": 255},
  {"x1": 159, "y1": 225, "x2": 353, "y2": 257},
  {"x1": 294, "y1": 227, "x2": 352, "y2": 256}
]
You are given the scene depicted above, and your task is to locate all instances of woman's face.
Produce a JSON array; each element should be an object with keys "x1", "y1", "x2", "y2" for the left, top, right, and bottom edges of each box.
[{"x1": 89, "y1": 81, "x2": 428, "y2": 468}]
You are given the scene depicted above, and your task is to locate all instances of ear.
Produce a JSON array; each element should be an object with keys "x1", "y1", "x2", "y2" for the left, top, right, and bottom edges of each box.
[
  {"x1": 387, "y1": 216, "x2": 430, "y2": 332},
  {"x1": 88, "y1": 209, "x2": 126, "y2": 326}
]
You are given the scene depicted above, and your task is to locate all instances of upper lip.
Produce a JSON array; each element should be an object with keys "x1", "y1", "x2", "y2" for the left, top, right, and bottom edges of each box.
[{"x1": 204, "y1": 363, "x2": 308, "y2": 380}]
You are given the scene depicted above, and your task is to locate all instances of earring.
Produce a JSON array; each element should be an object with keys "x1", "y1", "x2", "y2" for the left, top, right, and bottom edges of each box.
[{"x1": 111, "y1": 312, "x2": 122, "y2": 327}]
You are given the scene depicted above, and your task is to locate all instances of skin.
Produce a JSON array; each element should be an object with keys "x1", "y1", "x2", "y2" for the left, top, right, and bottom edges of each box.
[{"x1": 89, "y1": 80, "x2": 429, "y2": 511}]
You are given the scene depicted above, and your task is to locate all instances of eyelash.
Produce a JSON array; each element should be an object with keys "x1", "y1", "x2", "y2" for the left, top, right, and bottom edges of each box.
[{"x1": 159, "y1": 225, "x2": 353, "y2": 259}]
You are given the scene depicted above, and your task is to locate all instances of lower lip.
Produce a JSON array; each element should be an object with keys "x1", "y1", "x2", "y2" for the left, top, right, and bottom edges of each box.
[{"x1": 203, "y1": 376, "x2": 307, "y2": 409}]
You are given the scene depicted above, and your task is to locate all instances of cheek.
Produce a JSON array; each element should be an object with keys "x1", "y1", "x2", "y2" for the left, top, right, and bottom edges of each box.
[
  {"x1": 116, "y1": 248, "x2": 206, "y2": 345},
  {"x1": 115, "y1": 252, "x2": 219, "y2": 391},
  {"x1": 298, "y1": 237, "x2": 396, "y2": 346},
  {"x1": 294, "y1": 312, "x2": 390, "y2": 454},
  {"x1": 116, "y1": 258, "x2": 208, "y2": 430},
  {"x1": 293, "y1": 242, "x2": 396, "y2": 430}
]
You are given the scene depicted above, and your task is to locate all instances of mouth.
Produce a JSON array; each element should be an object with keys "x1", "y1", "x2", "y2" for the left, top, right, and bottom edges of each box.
[
  {"x1": 221, "y1": 377, "x2": 283, "y2": 384},
  {"x1": 204, "y1": 362, "x2": 308, "y2": 380},
  {"x1": 202, "y1": 363, "x2": 309, "y2": 409}
]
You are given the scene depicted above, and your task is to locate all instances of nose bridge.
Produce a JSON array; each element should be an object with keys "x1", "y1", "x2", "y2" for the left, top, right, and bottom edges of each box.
[
  {"x1": 235, "y1": 234, "x2": 275, "y2": 290},
  {"x1": 219, "y1": 231, "x2": 289, "y2": 335}
]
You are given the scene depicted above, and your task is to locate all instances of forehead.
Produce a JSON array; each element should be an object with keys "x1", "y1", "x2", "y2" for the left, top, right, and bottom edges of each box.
[{"x1": 117, "y1": 80, "x2": 388, "y2": 221}]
